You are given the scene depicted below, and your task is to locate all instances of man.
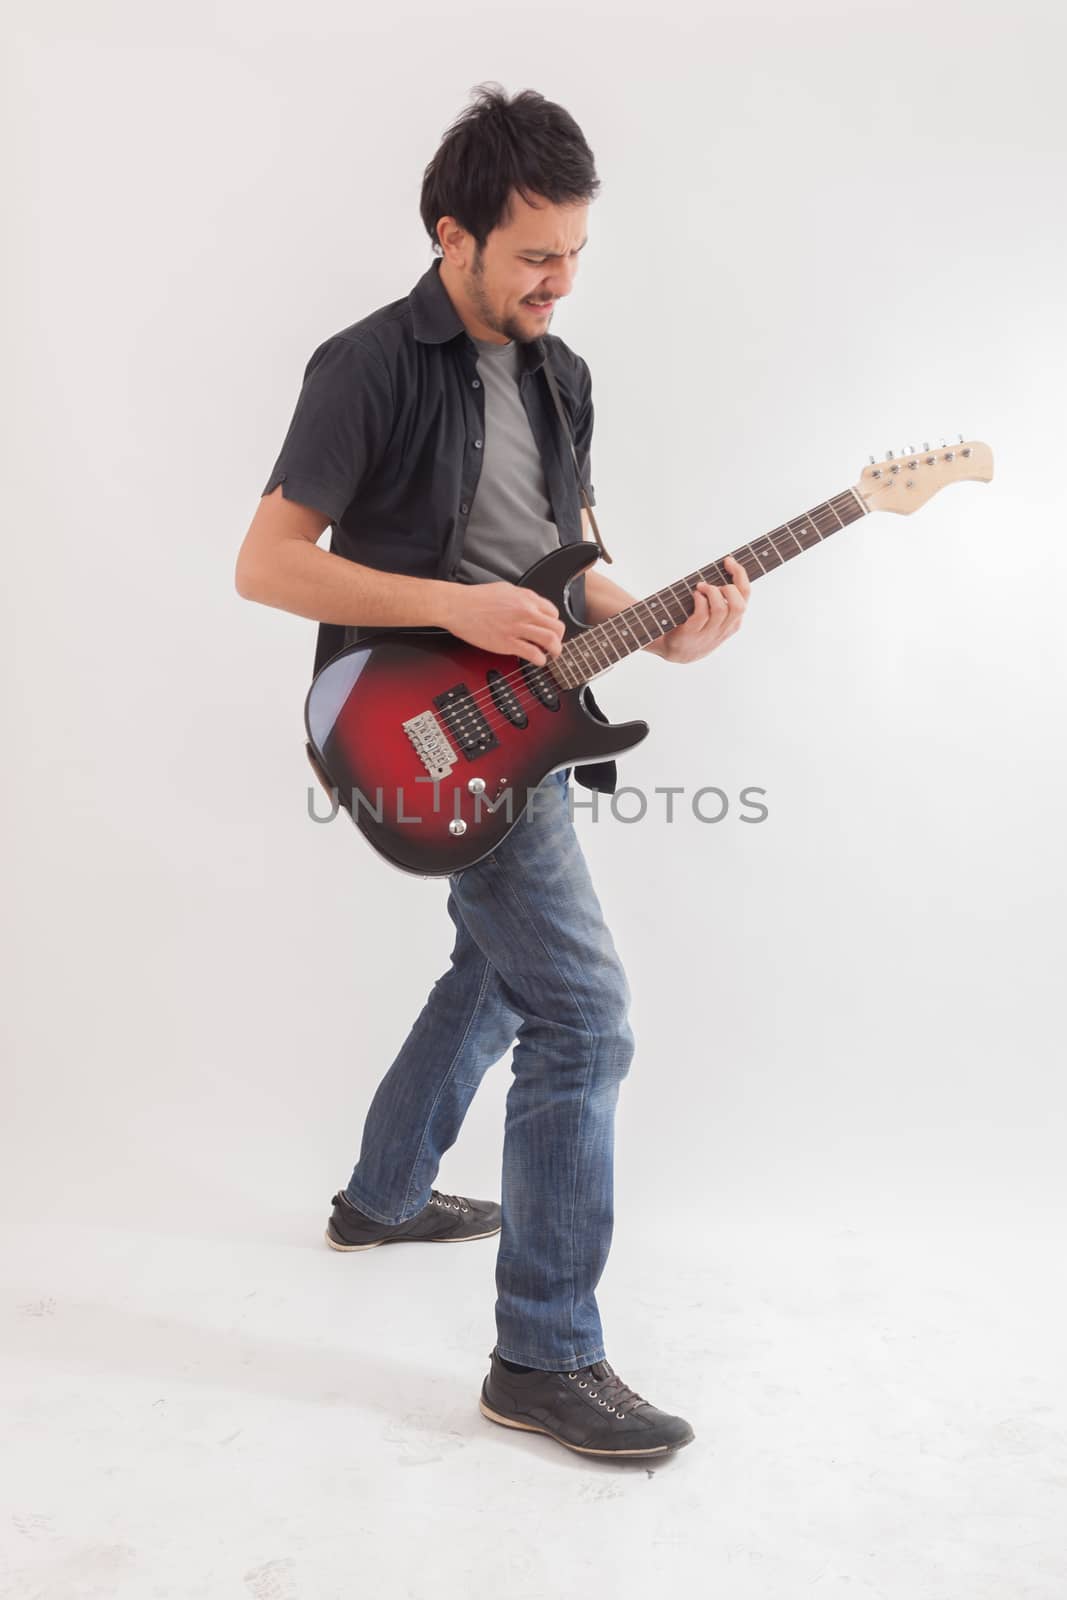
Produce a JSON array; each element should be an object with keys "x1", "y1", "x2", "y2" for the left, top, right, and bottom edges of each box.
[{"x1": 235, "y1": 84, "x2": 749, "y2": 1460}]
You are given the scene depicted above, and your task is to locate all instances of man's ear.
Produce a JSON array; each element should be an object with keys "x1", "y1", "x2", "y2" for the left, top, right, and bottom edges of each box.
[{"x1": 436, "y1": 216, "x2": 467, "y2": 264}]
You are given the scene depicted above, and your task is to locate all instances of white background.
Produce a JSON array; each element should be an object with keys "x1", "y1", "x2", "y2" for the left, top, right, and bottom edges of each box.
[{"x1": 4, "y1": 2, "x2": 1066, "y2": 1596}]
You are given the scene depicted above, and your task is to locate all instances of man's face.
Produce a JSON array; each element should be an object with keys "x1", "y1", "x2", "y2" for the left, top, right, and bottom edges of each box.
[{"x1": 440, "y1": 190, "x2": 589, "y2": 345}]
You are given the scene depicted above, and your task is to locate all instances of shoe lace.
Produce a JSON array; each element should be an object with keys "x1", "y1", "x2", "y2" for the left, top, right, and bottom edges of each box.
[
  {"x1": 429, "y1": 1189, "x2": 469, "y2": 1212},
  {"x1": 566, "y1": 1359, "x2": 649, "y2": 1420}
]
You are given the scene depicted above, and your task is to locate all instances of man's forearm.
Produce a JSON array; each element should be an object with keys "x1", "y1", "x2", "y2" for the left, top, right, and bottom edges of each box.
[
  {"x1": 238, "y1": 539, "x2": 670, "y2": 653},
  {"x1": 582, "y1": 567, "x2": 669, "y2": 657},
  {"x1": 236, "y1": 538, "x2": 456, "y2": 631}
]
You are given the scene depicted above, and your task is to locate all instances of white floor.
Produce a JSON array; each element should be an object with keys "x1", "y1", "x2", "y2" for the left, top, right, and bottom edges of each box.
[{"x1": 2, "y1": 1210, "x2": 1065, "y2": 1599}]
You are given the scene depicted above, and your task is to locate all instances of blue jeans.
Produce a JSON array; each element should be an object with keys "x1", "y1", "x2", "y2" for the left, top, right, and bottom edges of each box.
[{"x1": 343, "y1": 768, "x2": 635, "y2": 1370}]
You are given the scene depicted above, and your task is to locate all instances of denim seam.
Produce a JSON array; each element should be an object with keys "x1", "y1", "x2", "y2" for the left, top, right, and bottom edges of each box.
[
  {"x1": 485, "y1": 857, "x2": 598, "y2": 1368},
  {"x1": 397, "y1": 953, "x2": 498, "y2": 1220}
]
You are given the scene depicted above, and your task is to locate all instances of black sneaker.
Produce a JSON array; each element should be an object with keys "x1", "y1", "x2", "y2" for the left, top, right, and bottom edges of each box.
[
  {"x1": 324, "y1": 1189, "x2": 501, "y2": 1251},
  {"x1": 479, "y1": 1347, "x2": 695, "y2": 1458}
]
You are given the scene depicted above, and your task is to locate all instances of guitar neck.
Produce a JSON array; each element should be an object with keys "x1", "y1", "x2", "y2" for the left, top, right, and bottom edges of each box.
[{"x1": 552, "y1": 486, "x2": 868, "y2": 688}]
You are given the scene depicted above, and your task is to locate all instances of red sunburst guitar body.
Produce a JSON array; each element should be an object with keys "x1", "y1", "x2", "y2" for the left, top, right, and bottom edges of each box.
[{"x1": 304, "y1": 542, "x2": 647, "y2": 876}]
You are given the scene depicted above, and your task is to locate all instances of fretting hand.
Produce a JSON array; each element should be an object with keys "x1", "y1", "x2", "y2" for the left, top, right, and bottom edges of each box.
[{"x1": 653, "y1": 555, "x2": 750, "y2": 663}]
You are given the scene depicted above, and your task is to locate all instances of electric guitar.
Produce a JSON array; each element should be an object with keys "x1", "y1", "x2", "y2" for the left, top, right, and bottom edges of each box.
[{"x1": 304, "y1": 440, "x2": 993, "y2": 876}]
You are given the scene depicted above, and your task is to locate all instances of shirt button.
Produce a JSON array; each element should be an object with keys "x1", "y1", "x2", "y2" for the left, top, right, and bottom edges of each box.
[
  {"x1": 472, "y1": 379, "x2": 480, "y2": 388},
  {"x1": 460, "y1": 502, "x2": 469, "y2": 514},
  {"x1": 474, "y1": 439, "x2": 483, "y2": 449}
]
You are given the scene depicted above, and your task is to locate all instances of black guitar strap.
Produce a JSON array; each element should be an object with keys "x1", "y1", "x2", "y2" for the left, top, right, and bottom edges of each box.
[{"x1": 540, "y1": 347, "x2": 613, "y2": 564}]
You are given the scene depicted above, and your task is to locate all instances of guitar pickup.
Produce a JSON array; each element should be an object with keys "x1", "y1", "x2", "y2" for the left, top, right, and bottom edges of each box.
[{"x1": 432, "y1": 682, "x2": 499, "y2": 762}]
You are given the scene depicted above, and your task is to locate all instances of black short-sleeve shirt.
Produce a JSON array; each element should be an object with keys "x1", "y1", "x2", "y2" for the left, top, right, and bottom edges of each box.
[{"x1": 261, "y1": 257, "x2": 616, "y2": 793}]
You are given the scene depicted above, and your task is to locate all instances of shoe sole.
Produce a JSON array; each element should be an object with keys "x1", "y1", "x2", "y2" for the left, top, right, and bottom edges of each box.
[
  {"x1": 324, "y1": 1225, "x2": 502, "y2": 1251},
  {"x1": 478, "y1": 1394, "x2": 694, "y2": 1458}
]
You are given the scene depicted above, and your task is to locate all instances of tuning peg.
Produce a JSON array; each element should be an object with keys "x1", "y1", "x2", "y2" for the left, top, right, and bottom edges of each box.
[
  {"x1": 907, "y1": 444, "x2": 914, "y2": 454},
  {"x1": 886, "y1": 448, "x2": 894, "y2": 459},
  {"x1": 939, "y1": 438, "x2": 946, "y2": 449},
  {"x1": 957, "y1": 433, "x2": 964, "y2": 444},
  {"x1": 868, "y1": 454, "x2": 876, "y2": 465},
  {"x1": 923, "y1": 441, "x2": 929, "y2": 451}
]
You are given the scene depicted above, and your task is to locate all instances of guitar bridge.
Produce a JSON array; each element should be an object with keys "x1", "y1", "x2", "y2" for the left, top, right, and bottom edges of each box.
[{"x1": 403, "y1": 710, "x2": 458, "y2": 780}]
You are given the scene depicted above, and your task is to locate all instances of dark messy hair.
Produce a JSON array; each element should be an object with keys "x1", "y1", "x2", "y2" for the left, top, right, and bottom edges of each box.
[{"x1": 420, "y1": 82, "x2": 600, "y2": 256}]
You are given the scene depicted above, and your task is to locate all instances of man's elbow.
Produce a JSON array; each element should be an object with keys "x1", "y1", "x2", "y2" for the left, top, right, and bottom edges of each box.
[{"x1": 234, "y1": 546, "x2": 264, "y2": 602}]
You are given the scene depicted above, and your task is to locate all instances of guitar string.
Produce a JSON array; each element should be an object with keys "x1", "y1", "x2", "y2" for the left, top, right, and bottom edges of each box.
[
  {"x1": 406, "y1": 496, "x2": 854, "y2": 744},
  {"x1": 488, "y1": 488, "x2": 861, "y2": 710},
  {"x1": 398, "y1": 490, "x2": 862, "y2": 740}
]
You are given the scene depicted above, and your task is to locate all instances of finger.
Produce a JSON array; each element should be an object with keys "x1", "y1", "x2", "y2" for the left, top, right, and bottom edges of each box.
[
  {"x1": 687, "y1": 588, "x2": 710, "y2": 627},
  {"x1": 698, "y1": 583, "x2": 727, "y2": 624},
  {"x1": 722, "y1": 583, "x2": 747, "y2": 617},
  {"x1": 723, "y1": 555, "x2": 751, "y2": 599},
  {"x1": 517, "y1": 613, "x2": 561, "y2": 641},
  {"x1": 711, "y1": 592, "x2": 739, "y2": 637},
  {"x1": 724, "y1": 603, "x2": 745, "y2": 636},
  {"x1": 527, "y1": 604, "x2": 564, "y2": 640},
  {"x1": 522, "y1": 621, "x2": 564, "y2": 652},
  {"x1": 527, "y1": 623, "x2": 564, "y2": 653},
  {"x1": 515, "y1": 640, "x2": 548, "y2": 666},
  {"x1": 713, "y1": 574, "x2": 743, "y2": 611}
]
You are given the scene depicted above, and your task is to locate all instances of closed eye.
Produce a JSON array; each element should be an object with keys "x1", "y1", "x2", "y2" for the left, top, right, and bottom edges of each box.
[{"x1": 520, "y1": 240, "x2": 589, "y2": 265}]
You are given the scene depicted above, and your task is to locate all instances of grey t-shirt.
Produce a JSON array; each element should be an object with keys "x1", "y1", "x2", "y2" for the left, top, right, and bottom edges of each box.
[{"x1": 454, "y1": 334, "x2": 563, "y2": 586}]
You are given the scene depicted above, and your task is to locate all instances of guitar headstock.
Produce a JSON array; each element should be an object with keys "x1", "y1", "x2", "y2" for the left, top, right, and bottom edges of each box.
[{"x1": 854, "y1": 438, "x2": 993, "y2": 514}]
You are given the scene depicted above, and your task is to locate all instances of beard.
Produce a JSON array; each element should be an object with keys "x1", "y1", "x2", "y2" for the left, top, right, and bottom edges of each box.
[{"x1": 468, "y1": 248, "x2": 549, "y2": 344}]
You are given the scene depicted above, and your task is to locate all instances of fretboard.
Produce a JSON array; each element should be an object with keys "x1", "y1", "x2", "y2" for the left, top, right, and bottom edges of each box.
[{"x1": 551, "y1": 487, "x2": 867, "y2": 688}]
